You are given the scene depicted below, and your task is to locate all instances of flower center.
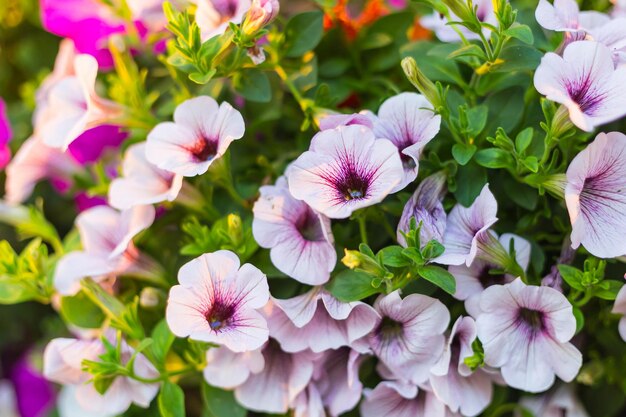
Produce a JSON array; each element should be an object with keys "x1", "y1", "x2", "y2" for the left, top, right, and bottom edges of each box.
[
  {"x1": 377, "y1": 316, "x2": 404, "y2": 341},
  {"x1": 338, "y1": 169, "x2": 370, "y2": 201},
  {"x1": 188, "y1": 137, "x2": 218, "y2": 162},
  {"x1": 517, "y1": 308, "x2": 545, "y2": 333},
  {"x1": 566, "y1": 75, "x2": 605, "y2": 116},
  {"x1": 478, "y1": 266, "x2": 507, "y2": 289},
  {"x1": 400, "y1": 152, "x2": 416, "y2": 169},
  {"x1": 205, "y1": 301, "x2": 235, "y2": 332},
  {"x1": 295, "y1": 210, "x2": 325, "y2": 242}
]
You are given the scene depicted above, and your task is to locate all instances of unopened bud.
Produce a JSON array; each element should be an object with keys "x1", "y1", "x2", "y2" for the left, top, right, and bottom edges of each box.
[
  {"x1": 241, "y1": 0, "x2": 280, "y2": 35},
  {"x1": 401, "y1": 57, "x2": 442, "y2": 109}
]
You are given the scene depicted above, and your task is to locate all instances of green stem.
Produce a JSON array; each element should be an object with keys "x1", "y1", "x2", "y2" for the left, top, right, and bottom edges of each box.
[
  {"x1": 128, "y1": 366, "x2": 198, "y2": 384},
  {"x1": 358, "y1": 216, "x2": 368, "y2": 245}
]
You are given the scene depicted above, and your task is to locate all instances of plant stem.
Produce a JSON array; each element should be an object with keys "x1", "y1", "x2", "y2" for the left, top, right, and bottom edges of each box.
[{"x1": 358, "y1": 216, "x2": 368, "y2": 245}]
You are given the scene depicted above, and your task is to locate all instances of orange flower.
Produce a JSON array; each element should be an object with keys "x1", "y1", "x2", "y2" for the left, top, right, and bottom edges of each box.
[{"x1": 323, "y1": 0, "x2": 390, "y2": 40}]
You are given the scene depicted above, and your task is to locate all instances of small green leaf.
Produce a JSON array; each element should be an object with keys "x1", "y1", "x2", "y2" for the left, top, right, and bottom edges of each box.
[
  {"x1": 421, "y1": 240, "x2": 445, "y2": 260},
  {"x1": 452, "y1": 143, "x2": 477, "y2": 165},
  {"x1": 150, "y1": 320, "x2": 176, "y2": 369},
  {"x1": 60, "y1": 292, "x2": 106, "y2": 329},
  {"x1": 454, "y1": 162, "x2": 488, "y2": 207},
  {"x1": 402, "y1": 247, "x2": 424, "y2": 266},
  {"x1": 466, "y1": 105, "x2": 488, "y2": 137},
  {"x1": 233, "y1": 69, "x2": 271, "y2": 103},
  {"x1": 594, "y1": 280, "x2": 623, "y2": 301},
  {"x1": 558, "y1": 265, "x2": 585, "y2": 291},
  {"x1": 417, "y1": 265, "x2": 456, "y2": 295},
  {"x1": 504, "y1": 23, "x2": 534, "y2": 45},
  {"x1": 475, "y1": 148, "x2": 515, "y2": 169},
  {"x1": 284, "y1": 11, "x2": 324, "y2": 57},
  {"x1": 202, "y1": 383, "x2": 247, "y2": 417},
  {"x1": 326, "y1": 270, "x2": 380, "y2": 302},
  {"x1": 189, "y1": 69, "x2": 216, "y2": 84},
  {"x1": 515, "y1": 127, "x2": 534, "y2": 154},
  {"x1": 379, "y1": 246, "x2": 411, "y2": 268},
  {"x1": 159, "y1": 381, "x2": 186, "y2": 417}
]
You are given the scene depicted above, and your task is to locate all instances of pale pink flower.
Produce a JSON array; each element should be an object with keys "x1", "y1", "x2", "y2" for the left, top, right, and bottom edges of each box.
[
  {"x1": 57, "y1": 386, "x2": 113, "y2": 417},
  {"x1": 252, "y1": 177, "x2": 336, "y2": 285},
  {"x1": 565, "y1": 131, "x2": 626, "y2": 258},
  {"x1": 43, "y1": 337, "x2": 158, "y2": 416},
  {"x1": 476, "y1": 279, "x2": 582, "y2": 393},
  {"x1": 38, "y1": 54, "x2": 122, "y2": 149},
  {"x1": 612, "y1": 283, "x2": 626, "y2": 341},
  {"x1": 451, "y1": 233, "x2": 531, "y2": 317},
  {"x1": 318, "y1": 112, "x2": 375, "y2": 131},
  {"x1": 373, "y1": 93, "x2": 441, "y2": 191},
  {"x1": 365, "y1": 290, "x2": 449, "y2": 384},
  {"x1": 535, "y1": 0, "x2": 610, "y2": 33},
  {"x1": 286, "y1": 125, "x2": 404, "y2": 219},
  {"x1": 166, "y1": 250, "x2": 269, "y2": 352},
  {"x1": 361, "y1": 381, "x2": 457, "y2": 417},
  {"x1": 241, "y1": 0, "x2": 280, "y2": 34},
  {"x1": 534, "y1": 41, "x2": 626, "y2": 132},
  {"x1": 519, "y1": 385, "x2": 589, "y2": 417},
  {"x1": 54, "y1": 205, "x2": 156, "y2": 295},
  {"x1": 109, "y1": 142, "x2": 183, "y2": 209},
  {"x1": 145, "y1": 96, "x2": 245, "y2": 177},
  {"x1": 420, "y1": 0, "x2": 496, "y2": 42},
  {"x1": 264, "y1": 287, "x2": 379, "y2": 353},
  {"x1": 435, "y1": 184, "x2": 498, "y2": 266},
  {"x1": 203, "y1": 346, "x2": 265, "y2": 389},
  {"x1": 196, "y1": 0, "x2": 251, "y2": 41},
  {"x1": 429, "y1": 317, "x2": 493, "y2": 416}
]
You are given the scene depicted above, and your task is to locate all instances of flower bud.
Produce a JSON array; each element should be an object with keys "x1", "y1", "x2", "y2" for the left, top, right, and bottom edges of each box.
[
  {"x1": 241, "y1": 0, "x2": 280, "y2": 35},
  {"x1": 401, "y1": 57, "x2": 442, "y2": 109}
]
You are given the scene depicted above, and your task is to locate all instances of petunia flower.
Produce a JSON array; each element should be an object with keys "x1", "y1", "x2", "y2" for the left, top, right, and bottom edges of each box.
[
  {"x1": 66, "y1": 125, "x2": 128, "y2": 165},
  {"x1": 535, "y1": 0, "x2": 610, "y2": 34},
  {"x1": 565, "y1": 131, "x2": 626, "y2": 258},
  {"x1": 612, "y1": 283, "x2": 626, "y2": 341},
  {"x1": 365, "y1": 290, "x2": 449, "y2": 384},
  {"x1": 264, "y1": 287, "x2": 379, "y2": 353},
  {"x1": 196, "y1": 0, "x2": 251, "y2": 41},
  {"x1": 317, "y1": 111, "x2": 375, "y2": 131},
  {"x1": 109, "y1": 142, "x2": 183, "y2": 210},
  {"x1": 519, "y1": 385, "x2": 590, "y2": 417},
  {"x1": 286, "y1": 125, "x2": 404, "y2": 219},
  {"x1": 475, "y1": 279, "x2": 582, "y2": 393},
  {"x1": 38, "y1": 54, "x2": 123, "y2": 150},
  {"x1": 397, "y1": 171, "x2": 447, "y2": 247},
  {"x1": 203, "y1": 346, "x2": 265, "y2": 389},
  {"x1": 451, "y1": 233, "x2": 531, "y2": 317},
  {"x1": 420, "y1": 0, "x2": 496, "y2": 43},
  {"x1": 252, "y1": 176, "x2": 336, "y2": 285},
  {"x1": 57, "y1": 386, "x2": 113, "y2": 417},
  {"x1": 0, "y1": 98, "x2": 12, "y2": 169},
  {"x1": 533, "y1": 41, "x2": 626, "y2": 132},
  {"x1": 241, "y1": 0, "x2": 280, "y2": 35},
  {"x1": 145, "y1": 96, "x2": 245, "y2": 177},
  {"x1": 234, "y1": 340, "x2": 315, "y2": 414},
  {"x1": 54, "y1": 205, "x2": 157, "y2": 295},
  {"x1": 373, "y1": 93, "x2": 441, "y2": 191},
  {"x1": 361, "y1": 381, "x2": 456, "y2": 417},
  {"x1": 429, "y1": 316, "x2": 493, "y2": 417},
  {"x1": 166, "y1": 250, "x2": 270, "y2": 352},
  {"x1": 43, "y1": 336, "x2": 159, "y2": 416},
  {"x1": 435, "y1": 184, "x2": 498, "y2": 266}
]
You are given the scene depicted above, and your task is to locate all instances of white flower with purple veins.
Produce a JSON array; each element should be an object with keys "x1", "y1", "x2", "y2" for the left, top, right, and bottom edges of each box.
[
  {"x1": 318, "y1": 111, "x2": 375, "y2": 131},
  {"x1": 565, "y1": 131, "x2": 626, "y2": 258},
  {"x1": 145, "y1": 96, "x2": 245, "y2": 177},
  {"x1": 166, "y1": 250, "x2": 270, "y2": 352},
  {"x1": 612, "y1": 283, "x2": 626, "y2": 342},
  {"x1": 534, "y1": 41, "x2": 626, "y2": 132},
  {"x1": 196, "y1": 0, "x2": 251, "y2": 41},
  {"x1": 451, "y1": 233, "x2": 531, "y2": 317},
  {"x1": 476, "y1": 279, "x2": 582, "y2": 393},
  {"x1": 435, "y1": 184, "x2": 498, "y2": 266},
  {"x1": 420, "y1": 0, "x2": 496, "y2": 42},
  {"x1": 54, "y1": 205, "x2": 156, "y2": 295},
  {"x1": 286, "y1": 125, "x2": 404, "y2": 219},
  {"x1": 264, "y1": 287, "x2": 379, "y2": 353},
  {"x1": 203, "y1": 346, "x2": 265, "y2": 389},
  {"x1": 429, "y1": 316, "x2": 493, "y2": 417},
  {"x1": 519, "y1": 385, "x2": 590, "y2": 417},
  {"x1": 109, "y1": 142, "x2": 183, "y2": 210},
  {"x1": 373, "y1": 93, "x2": 441, "y2": 192},
  {"x1": 252, "y1": 176, "x2": 336, "y2": 285},
  {"x1": 361, "y1": 381, "x2": 455, "y2": 417},
  {"x1": 366, "y1": 290, "x2": 450, "y2": 384},
  {"x1": 535, "y1": 0, "x2": 609, "y2": 34}
]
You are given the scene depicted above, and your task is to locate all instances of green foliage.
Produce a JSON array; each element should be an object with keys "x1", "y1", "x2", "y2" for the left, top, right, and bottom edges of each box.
[
  {"x1": 202, "y1": 383, "x2": 247, "y2": 417},
  {"x1": 158, "y1": 381, "x2": 186, "y2": 417},
  {"x1": 0, "y1": 239, "x2": 54, "y2": 304},
  {"x1": 283, "y1": 11, "x2": 324, "y2": 57}
]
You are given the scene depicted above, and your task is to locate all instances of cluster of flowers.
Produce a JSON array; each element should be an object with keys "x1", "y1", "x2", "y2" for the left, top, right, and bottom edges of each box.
[{"x1": 1, "y1": 0, "x2": 626, "y2": 416}]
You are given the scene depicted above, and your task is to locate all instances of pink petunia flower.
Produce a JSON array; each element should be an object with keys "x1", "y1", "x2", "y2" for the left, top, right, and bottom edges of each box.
[
  {"x1": 203, "y1": 346, "x2": 265, "y2": 389},
  {"x1": 435, "y1": 184, "x2": 498, "y2": 266},
  {"x1": 286, "y1": 125, "x2": 404, "y2": 219},
  {"x1": 451, "y1": 233, "x2": 531, "y2": 317},
  {"x1": 109, "y1": 142, "x2": 183, "y2": 209},
  {"x1": 612, "y1": 283, "x2": 626, "y2": 341},
  {"x1": 373, "y1": 93, "x2": 441, "y2": 192},
  {"x1": 361, "y1": 381, "x2": 457, "y2": 417},
  {"x1": 519, "y1": 385, "x2": 590, "y2": 417},
  {"x1": 475, "y1": 278, "x2": 582, "y2": 393},
  {"x1": 429, "y1": 316, "x2": 493, "y2": 416},
  {"x1": 264, "y1": 287, "x2": 379, "y2": 353},
  {"x1": 196, "y1": 0, "x2": 251, "y2": 41},
  {"x1": 365, "y1": 290, "x2": 449, "y2": 385},
  {"x1": 535, "y1": 0, "x2": 610, "y2": 33},
  {"x1": 145, "y1": 96, "x2": 245, "y2": 177},
  {"x1": 166, "y1": 250, "x2": 269, "y2": 352},
  {"x1": 43, "y1": 336, "x2": 159, "y2": 416},
  {"x1": 420, "y1": 0, "x2": 496, "y2": 43},
  {"x1": 534, "y1": 41, "x2": 626, "y2": 132},
  {"x1": 252, "y1": 176, "x2": 336, "y2": 285},
  {"x1": 565, "y1": 131, "x2": 626, "y2": 258},
  {"x1": 54, "y1": 205, "x2": 156, "y2": 295},
  {"x1": 317, "y1": 111, "x2": 375, "y2": 131},
  {"x1": 241, "y1": 0, "x2": 280, "y2": 35},
  {"x1": 0, "y1": 98, "x2": 12, "y2": 169}
]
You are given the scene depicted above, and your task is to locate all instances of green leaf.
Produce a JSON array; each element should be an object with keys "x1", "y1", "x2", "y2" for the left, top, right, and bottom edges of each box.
[
  {"x1": 503, "y1": 23, "x2": 534, "y2": 45},
  {"x1": 521, "y1": 156, "x2": 539, "y2": 173},
  {"x1": 202, "y1": 383, "x2": 247, "y2": 417},
  {"x1": 495, "y1": 45, "x2": 542, "y2": 73},
  {"x1": 60, "y1": 292, "x2": 106, "y2": 329},
  {"x1": 421, "y1": 240, "x2": 445, "y2": 260},
  {"x1": 400, "y1": 41, "x2": 464, "y2": 85},
  {"x1": 189, "y1": 69, "x2": 216, "y2": 84},
  {"x1": 466, "y1": 105, "x2": 488, "y2": 137},
  {"x1": 515, "y1": 127, "x2": 534, "y2": 154},
  {"x1": 159, "y1": 381, "x2": 186, "y2": 417},
  {"x1": 558, "y1": 265, "x2": 585, "y2": 291},
  {"x1": 452, "y1": 143, "x2": 477, "y2": 165},
  {"x1": 475, "y1": 148, "x2": 515, "y2": 169},
  {"x1": 402, "y1": 247, "x2": 424, "y2": 266},
  {"x1": 150, "y1": 320, "x2": 176, "y2": 369},
  {"x1": 284, "y1": 11, "x2": 324, "y2": 57},
  {"x1": 454, "y1": 162, "x2": 488, "y2": 207},
  {"x1": 326, "y1": 270, "x2": 380, "y2": 302},
  {"x1": 379, "y1": 246, "x2": 411, "y2": 268},
  {"x1": 417, "y1": 265, "x2": 456, "y2": 295},
  {"x1": 447, "y1": 44, "x2": 487, "y2": 60},
  {"x1": 233, "y1": 69, "x2": 271, "y2": 103},
  {"x1": 594, "y1": 280, "x2": 623, "y2": 301}
]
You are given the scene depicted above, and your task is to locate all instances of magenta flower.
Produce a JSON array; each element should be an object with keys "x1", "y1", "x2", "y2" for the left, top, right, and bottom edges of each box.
[
  {"x1": 0, "y1": 98, "x2": 12, "y2": 169},
  {"x1": 612, "y1": 283, "x2": 626, "y2": 341},
  {"x1": 67, "y1": 125, "x2": 128, "y2": 165},
  {"x1": 397, "y1": 172, "x2": 447, "y2": 247},
  {"x1": 420, "y1": 0, "x2": 496, "y2": 42},
  {"x1": 534, "y1": 41, "x2": 626, "y2": 132},
  {"x1": 203, "y1": 346, "x2": 265, "y2": 389},
  {"x1": 109, "y1": 142, "x2": 183, "y2": 210},
  {"x1": 435, "y1": 184, "x2": 498, "y2": 266},
  {"x1": 451, "y1": 233, "x2": 531, "y2": 317},
  {"x1": 361, "y1": 381, "x2": 453, "y2": 417},
  {"x1": 43, "y1": 336, "x2": 159, "y2": 415},
  {"x1": 286, "y1": 125, "x2": 404, "y2": 219},
  {"x1": 429, "y1": 317, "x2": 493, "y2": 416},
  {"x1": 166, "y1": 250, "x2": 270, "y2": 352},
  {"x1": 146, "y1": 96, "x2": 245, "y2": 177},
  {"x1": 252, "y1": 177, "x2": 336, "y2": 285},
  {"x1": 365, "y1": 290, "x2": 449, "y2": 384},
  {"x1": 54, "y1": 205, "x2": 156, "y2": 295},
  {"x1": 10, "y1": 353, "x2": 55, "y2": 417},
  {"x1": 520, "y1": 385, "x2": 590, "y2": 417},
  {"x1": 265, "y1": 287, "x2": 379, "y2": 353},
  {"x1": 476, "y1": 279, "x2": 582, "y2": 393},
  {"x1": 373, "y1": 93, "x2": 441, "y2": 191},
  {"x1": 197, "y1": 0, "x2": 251, "y2": 41},
  {"x1": 565, "y1": 131, "x2": 626, "y2": 258}
]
